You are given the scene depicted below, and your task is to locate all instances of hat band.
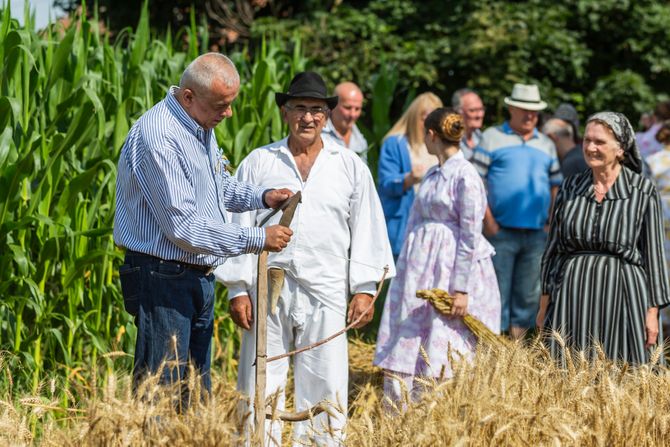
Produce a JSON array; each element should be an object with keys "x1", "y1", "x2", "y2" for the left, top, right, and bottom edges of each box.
[
  {"x1": 286, "y1": 89, "x2": 327, "y2": 98},
  {"x1": 509, "y1": 97, "x2": 543, "y2": 104}
]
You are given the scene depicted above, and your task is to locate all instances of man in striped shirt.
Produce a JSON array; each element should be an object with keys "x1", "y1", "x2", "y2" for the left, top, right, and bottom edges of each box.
[{"x1": 113, "y1": 53, "x2": 293, "y2": 394}]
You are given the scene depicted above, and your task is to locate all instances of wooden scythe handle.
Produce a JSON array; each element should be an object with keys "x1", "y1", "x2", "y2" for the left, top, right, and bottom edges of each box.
[
  {"x1": 277, "y1": 191, "x2": 301, "y2": 227},
  {"x1": 254, "y1": 191, "x2": 302, "y2": 446},
  {"x1": 253, "y1": 250, "x2": 269, "y2": 446}
]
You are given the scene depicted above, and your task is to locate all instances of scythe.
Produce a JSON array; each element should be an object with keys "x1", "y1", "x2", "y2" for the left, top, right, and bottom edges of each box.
[{"x1": 252, "y1": 192, "x2": 328, "y2": 446}]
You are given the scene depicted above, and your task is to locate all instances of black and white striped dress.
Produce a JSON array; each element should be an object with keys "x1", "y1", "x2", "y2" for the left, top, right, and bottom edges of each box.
[{"x1": 541, "y1": 166, "x2": 670, "y2": 364}]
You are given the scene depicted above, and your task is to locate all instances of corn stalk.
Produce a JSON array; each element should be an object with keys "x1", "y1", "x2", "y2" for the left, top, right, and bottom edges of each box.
[{"x1": 0, "y1": 0, "x2": 307, "y2": 392}]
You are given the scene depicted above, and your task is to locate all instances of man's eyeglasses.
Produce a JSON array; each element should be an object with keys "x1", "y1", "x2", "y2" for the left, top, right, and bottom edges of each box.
[{"x1": 284, "y1": 104, "x2": 329, "y2": 117}]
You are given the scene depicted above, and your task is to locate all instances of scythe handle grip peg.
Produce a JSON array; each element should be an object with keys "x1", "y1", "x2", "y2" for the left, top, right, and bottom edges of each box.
[{"x1": 265, "y1": 401, "x2": 328, "y2": 421}]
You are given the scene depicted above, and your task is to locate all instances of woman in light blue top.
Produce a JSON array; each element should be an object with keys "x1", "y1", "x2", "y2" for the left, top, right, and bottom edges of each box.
[{"x1": 377, "y1": 92, "x2": 443, "y2": 257}]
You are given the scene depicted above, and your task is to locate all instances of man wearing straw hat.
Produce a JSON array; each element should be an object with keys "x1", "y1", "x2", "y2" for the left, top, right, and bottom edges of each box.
[
  {"x1": 472, "y1": 83, "x2": 562, "y2": 340},
  {"x1": 215, "y1": 71, "x2": 394, "y2": 445}
]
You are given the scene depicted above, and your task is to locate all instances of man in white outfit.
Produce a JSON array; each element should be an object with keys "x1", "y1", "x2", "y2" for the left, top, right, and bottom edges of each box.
[{"x1": 215, "y1": 71, "x2": 394, "y2": 445}]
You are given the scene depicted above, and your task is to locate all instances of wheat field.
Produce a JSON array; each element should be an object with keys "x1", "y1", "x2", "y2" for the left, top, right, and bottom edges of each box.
[{"x1": 3, "y1": 335, "x2": 670, "y2": 446}]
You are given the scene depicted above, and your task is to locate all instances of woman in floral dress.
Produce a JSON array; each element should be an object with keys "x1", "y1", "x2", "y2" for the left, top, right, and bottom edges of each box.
[{"x1": 374, "y1": 108, "x2": 501, "y2": 403}]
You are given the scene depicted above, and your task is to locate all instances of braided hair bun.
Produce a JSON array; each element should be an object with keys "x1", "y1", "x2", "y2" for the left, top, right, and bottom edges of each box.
[
  {"x1": 424, "y1": 107, "x2": 465, "y2": 146},
  {"x1": 441, "y1": 113, "x2": 465, "y2": 143}
]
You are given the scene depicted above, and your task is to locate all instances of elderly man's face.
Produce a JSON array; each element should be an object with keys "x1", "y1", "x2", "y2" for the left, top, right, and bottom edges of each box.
[
  {"x1": 331, "y1": 89, "x2": 363, "y2": 134},
  {"x1": 185, "y1": 77, "x2": 240, "y2": 130},
  {"x1": 282, "y1": 98, "x2": 329, "y2": 143},
  {"x1": 508, "y1": 105, "x2": 538, "y2": 136},
  {"x1": 459, "y1": 92, "x2": 484, "y2": 131}
]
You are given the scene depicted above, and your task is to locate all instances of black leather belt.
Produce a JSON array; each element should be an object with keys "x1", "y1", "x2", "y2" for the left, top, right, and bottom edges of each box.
[
  {"x1": 570, "y1": 250, "x2": 618, "y2": 257},
  {"x1": 126, "y1": 250, "x2": 215, "y2": 276},
  {"x1": 179, "y1": 261, "x2": 215, "y2": 276}
]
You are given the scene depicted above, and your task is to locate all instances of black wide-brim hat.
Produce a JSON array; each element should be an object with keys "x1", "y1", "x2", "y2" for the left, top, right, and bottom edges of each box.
[{"x1": 275, "y1": 71, "x2": 339, "y2": 110}]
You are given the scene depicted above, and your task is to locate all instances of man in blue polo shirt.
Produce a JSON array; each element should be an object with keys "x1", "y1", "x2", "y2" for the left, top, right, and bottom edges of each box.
[{"x1": 472, "y1": 83, "x2": 562, "y2": 339}]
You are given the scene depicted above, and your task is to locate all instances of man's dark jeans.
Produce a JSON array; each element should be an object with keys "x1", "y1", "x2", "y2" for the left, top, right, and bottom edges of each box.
[
  {"x1": 486, "y1": 227, "x2": 546, "y2": 332},
  {"x1": 119, "y1": 251, "x2": 215, "y2": 395}
]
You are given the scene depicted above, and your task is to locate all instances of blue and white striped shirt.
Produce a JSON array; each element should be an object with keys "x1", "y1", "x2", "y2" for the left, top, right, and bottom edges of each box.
[{"x1": 113, "y1": 86, "x2": 266, "y2": 267}]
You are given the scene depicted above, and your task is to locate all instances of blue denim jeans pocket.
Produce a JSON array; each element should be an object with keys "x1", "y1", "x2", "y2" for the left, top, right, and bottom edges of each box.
[
  {"x1": 150, "y1": 260, "x2": 187, "y2": 279},
  {"x1": 119, "y1": 264, "x2": 142, "y2": 316}
]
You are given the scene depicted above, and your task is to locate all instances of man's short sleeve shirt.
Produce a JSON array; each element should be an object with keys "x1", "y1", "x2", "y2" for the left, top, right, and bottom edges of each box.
[{"x1": 472, "y1": 122, "x2": 562, "y2": 229}]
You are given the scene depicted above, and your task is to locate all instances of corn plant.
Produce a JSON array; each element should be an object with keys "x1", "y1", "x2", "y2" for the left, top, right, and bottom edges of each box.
[
  {"x1": 358, "y1": 62, "x2": 401, "y2": 180},
  {"x1": 0, "y1": 0, "x2": 307, "y2": 393}
]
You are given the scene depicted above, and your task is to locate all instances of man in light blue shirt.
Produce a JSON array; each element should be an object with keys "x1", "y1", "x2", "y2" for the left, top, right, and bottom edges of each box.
[
  {"x1": 114, "y1": 52, "x2": 293, "y2": 395},
  {"x1": 472, "y1": 83, "x2": 562, "y2": 340},
  {"x1": 322, "y1": 81, "x2": 369, "y2": 162}
]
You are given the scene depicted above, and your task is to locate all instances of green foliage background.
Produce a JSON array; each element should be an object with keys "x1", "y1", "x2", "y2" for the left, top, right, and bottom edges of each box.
[
  {"x1": 0, "y1": 1, "x2": 306, "y2": 393},
  {"x1": 254, "y1": 0, "x2": 670, "y2": 127}
]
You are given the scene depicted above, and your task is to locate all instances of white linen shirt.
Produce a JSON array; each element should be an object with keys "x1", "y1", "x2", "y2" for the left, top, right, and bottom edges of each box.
[{"x1": 215, "y1": 137, "x2": 395, "y2": 314}]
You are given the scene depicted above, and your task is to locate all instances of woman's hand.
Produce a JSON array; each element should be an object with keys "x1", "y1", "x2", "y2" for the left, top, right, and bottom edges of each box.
[
  {"x1": 483, "y1": 219, "x2": 500, "y2": 238},
  {"x1": 403, "y1": 164, "x2": 425, "y2": 191},
  {"x1": 451, "y1": 292, "x2": 468, "y2": 317},
  {"x1": 536, "y1": 294, "x2": 550, "y2": 329},
  {"x1": 645, "y1": 307, "x2": 659, "y2": 348}
]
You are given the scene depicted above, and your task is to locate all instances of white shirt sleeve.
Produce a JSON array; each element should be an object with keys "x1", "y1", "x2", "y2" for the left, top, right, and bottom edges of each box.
[{"x1": 348, "y1": 161, "x2": 396, "y2": 295}]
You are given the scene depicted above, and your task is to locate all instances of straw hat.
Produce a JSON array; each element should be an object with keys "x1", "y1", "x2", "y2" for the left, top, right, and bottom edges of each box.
[{"x1": 503, "y1": 83, "x2": 547, "y2": 111}]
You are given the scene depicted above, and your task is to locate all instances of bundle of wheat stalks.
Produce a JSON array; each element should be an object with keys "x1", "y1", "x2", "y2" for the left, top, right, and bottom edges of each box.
[{"x1": 416, "y1": 288, "x2": 511, "y2": 347}]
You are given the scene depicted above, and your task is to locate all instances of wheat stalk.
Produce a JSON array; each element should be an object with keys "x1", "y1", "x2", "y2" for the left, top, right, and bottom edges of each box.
[{"x1": 416, "y1": 289, "x2": 511, "y2": 347}]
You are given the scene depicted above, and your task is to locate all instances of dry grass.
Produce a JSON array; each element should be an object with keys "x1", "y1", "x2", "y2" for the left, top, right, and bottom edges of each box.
[{"x1": 3, "y1": 337, "x2": 670, "y2": 446}]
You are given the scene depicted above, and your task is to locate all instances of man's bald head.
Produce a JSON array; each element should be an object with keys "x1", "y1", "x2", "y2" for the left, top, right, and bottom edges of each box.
[
  {"x1": 334, "y1": 82, "x2": 363, "y2": 100},
  {"x1": 331, "y1": 82, "x2": 364, "y2": 137},
  {"x1": 177, "y1": 53, "x2": 241, "y2": 130},
  {"x1": 542, "y1": 118, "x2": 574, "y2": 141},
  {"x1": 543, "y1": 118, "x2": 575, "y2": 159},
  {"x1": 180, "y1": 52, "x2": 240, "y2": 92}
]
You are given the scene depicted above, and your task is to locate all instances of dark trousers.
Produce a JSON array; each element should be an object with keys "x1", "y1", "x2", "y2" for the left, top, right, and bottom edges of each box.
[
  {"x1": 487, "y1": 227, "x2": 546, "y2": 331},
  {"x1": 119, "y1": 251, "x2": 215, "y2": 396}
]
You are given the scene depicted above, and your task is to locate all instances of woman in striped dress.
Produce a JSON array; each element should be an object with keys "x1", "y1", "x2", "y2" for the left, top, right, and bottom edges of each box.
[{"x1": 537, "y1": 112, "x2": 670, "y2": 364}]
